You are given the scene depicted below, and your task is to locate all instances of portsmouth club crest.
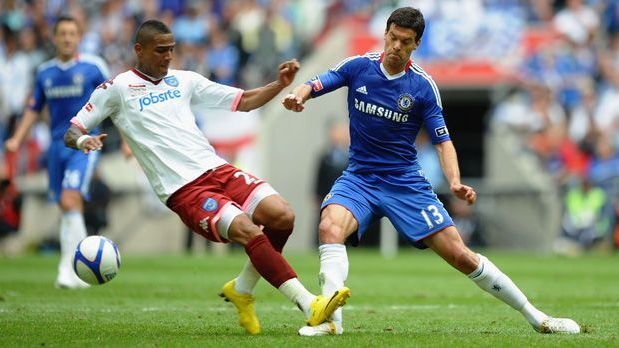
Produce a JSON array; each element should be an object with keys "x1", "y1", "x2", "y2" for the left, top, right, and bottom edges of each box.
[
  {"x1": 397, "y1": 93, "x2": 414, "y2": 112},
  {"x1": 164, "y1": 76, "x2": 179, "y2": 87},
  {"x1": 202, "y1": 197, "x2": 218, "y2": 212}
]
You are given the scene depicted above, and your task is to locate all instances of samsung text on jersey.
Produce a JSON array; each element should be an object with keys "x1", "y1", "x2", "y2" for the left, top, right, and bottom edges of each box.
[{"x1": 354, "y1": 98, "x2": 409, "y2": 123}]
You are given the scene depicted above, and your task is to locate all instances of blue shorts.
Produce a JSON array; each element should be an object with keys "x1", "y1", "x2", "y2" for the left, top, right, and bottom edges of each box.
[
  {"x1": 47, "y1": 141, "x2": 100, "y2": 202},
  {"x1": 321, "y1": 170, "x2": 454, "y2": 249}
]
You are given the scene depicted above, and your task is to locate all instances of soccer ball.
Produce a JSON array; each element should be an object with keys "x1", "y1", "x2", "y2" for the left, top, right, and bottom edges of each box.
[{"x1": 73, "y1": 236, "x2": 121, "y2": 285}]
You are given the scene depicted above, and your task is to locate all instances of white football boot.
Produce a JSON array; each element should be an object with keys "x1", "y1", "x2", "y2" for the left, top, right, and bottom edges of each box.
[
  {"x1": 298, "y1": 321, "x2": 343, "y2": 336},
  {"x1": 55, "y1": 258, "x2": 90, "y2": 289},
  {"x1": 536, "y1": 317, "x2": 580, "y2": 334}
]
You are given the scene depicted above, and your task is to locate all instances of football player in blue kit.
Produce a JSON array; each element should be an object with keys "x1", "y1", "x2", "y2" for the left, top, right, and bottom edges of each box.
[
  {"x1": 5, "y1": 16, "x2": 109, "y2": 289},
  {"x1": 283, "y1": 7, "x2": 580, "y2": 336}
]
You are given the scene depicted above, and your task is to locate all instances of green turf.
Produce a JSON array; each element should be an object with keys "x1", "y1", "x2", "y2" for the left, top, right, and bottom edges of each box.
[{"x1": 1, "y1": 249, "x2": 617, "y2": 347}]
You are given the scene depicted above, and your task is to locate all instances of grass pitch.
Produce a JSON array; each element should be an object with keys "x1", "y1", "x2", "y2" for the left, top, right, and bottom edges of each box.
[{"x1": 0, "y1": 249, "x2": 617, "y2": 347}]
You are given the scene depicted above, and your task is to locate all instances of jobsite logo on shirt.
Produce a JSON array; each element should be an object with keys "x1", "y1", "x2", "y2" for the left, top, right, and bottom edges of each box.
[{"x1": 138, "y1": 89, "x2": 181, "y2": 111}]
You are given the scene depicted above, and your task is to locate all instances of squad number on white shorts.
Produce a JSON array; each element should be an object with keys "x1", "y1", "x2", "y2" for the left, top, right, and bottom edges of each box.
[{"x1": 73, "y1": 236, "x2": 121, "y2": 285}]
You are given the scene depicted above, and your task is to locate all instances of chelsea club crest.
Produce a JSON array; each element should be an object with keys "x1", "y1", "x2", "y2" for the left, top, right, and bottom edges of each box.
[{"x1": 397, "y1": 93, "x2": 414, "y2": 112}]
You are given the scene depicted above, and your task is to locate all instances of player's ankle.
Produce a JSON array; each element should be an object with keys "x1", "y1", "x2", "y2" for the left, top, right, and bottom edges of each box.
[{"x1": 520, "y1": 302, "x2": 547, "y2": 328}]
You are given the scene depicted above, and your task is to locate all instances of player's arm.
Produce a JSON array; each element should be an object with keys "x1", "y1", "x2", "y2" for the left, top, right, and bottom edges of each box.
[
  {"x1": 64, "y1": 124, "x2": 107, "y2": 154},
  {"x1": 236, "y1": 59, "x2": 300, "y2": 112},
  {"x1": 5, "y1": 108, "x2": 40, "y2": 152},
  {"x1": 64, "y1": 80, "x2": 117, "y2": 154},
  {"x1": 435, "y1": 141, "x2": 476, "y2": 205},
  {"x1": 420, "y1": 72, "x2": 476, "y2": 205},
  {"x1": 282, "y1": 83, "x2": 312, "y2": 112},
  {"x1": 283, "y1": 56, "x2": 359, "y2": 112},
  {"x1": 282, "y1": 74, "x2": 345, "y2": 113}
]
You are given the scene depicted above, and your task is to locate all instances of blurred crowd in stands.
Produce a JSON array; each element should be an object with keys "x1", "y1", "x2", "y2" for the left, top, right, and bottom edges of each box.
[
  {"x1": 1, "y1": 0, "x2": 619, "y2": 251},
  {"x1": 481, "y1": 0, "x2": 619, "y2": 251}
]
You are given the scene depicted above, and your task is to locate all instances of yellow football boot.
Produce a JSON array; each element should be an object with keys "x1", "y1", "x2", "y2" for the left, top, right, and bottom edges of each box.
[
  {"x1": 306, "y1": 287, "x2": 351, "y2": 326},
  {"x1": 219, "y1": 279, "x2": 261, "y2": 334}
]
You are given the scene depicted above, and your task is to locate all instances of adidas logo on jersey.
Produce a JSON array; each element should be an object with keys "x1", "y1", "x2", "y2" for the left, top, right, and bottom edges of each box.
[{"x1": 356, "y1": 86, "x2": 368, "y2": 94}]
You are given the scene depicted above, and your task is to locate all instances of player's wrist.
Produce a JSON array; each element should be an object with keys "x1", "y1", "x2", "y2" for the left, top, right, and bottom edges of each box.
[{"x1": 76, "y1": 134, "x2": 92, "y2": 149}]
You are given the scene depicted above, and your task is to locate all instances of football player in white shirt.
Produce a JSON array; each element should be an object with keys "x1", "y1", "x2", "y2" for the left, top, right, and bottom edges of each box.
[{"x1": 64, "y1": 19, "x2": 350, "y2": 335}]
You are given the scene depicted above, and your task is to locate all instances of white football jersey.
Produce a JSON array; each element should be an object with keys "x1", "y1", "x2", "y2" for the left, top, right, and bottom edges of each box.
[{"x1": 72, "y1": 68, "x2": 243, "y2": 203}]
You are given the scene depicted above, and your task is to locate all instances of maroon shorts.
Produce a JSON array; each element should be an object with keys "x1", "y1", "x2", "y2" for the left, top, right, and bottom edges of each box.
[{"x1": 166, "y1": 164, "x2": 273, "y2": 242}]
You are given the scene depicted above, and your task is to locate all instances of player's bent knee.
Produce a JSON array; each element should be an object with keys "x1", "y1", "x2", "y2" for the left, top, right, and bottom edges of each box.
[
  {"x1": 318, "y1": 217, "x2": 345, "y2": 243},
  {"x1": 227, "y1": 213, "x2": 262, "y2": 246},
  {"x1": 218, "y1": 205, "x2": 260, "y2": 245},
  {"x1": 270, "y1": 207, "x2": 295, "y2": 231}
]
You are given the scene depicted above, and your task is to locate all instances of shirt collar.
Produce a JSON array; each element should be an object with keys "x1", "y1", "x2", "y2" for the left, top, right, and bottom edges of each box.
[
  {"x1": 131, "y1": 67, "x2": 164, "y2": 84},
  {"x1": 379, "y1": 52, "x2": 412, "y2": 80}
]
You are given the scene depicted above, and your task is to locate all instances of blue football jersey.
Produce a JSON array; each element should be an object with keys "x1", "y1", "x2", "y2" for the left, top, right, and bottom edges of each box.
[
  {"x1": 29, "y1": 54, "x2": 109, "y2": 141},
  {"x1": 307, "y1": 52, "x2": 450, "y2": 174}
]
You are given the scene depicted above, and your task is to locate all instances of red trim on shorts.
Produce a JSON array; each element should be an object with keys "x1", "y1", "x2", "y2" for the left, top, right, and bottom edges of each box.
[
  {"x1": 211, "y1": 201, "x2": 234, "y2": 242},
  {"x1": 231, "y1": 90, "x2": 244, "y2": 111}
]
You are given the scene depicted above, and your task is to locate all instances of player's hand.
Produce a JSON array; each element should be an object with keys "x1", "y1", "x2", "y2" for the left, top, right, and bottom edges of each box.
[
  {"x1": 80, "y1": 134, "x2": 108, "y2": 154},
  {"x1": 450, "y1": 183, "x2": 477, "y2": 205},
  {"x1": 4, "y1": 137, "x2": 20, "y2": 153},
  {"x1": 277, "y1": 59, "x2": 300, "y2": 87},
  {"x1": 282, "y1": 93, "x2": 305, "y2": 112}
]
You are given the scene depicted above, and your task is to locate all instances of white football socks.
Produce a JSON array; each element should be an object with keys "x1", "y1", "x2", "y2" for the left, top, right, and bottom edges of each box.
[
  {"x1": 469, "y1": 253, "x2": 547, "y2": 328},
  {"x1": 318, "y1": 243, "x2": 348, "y2": 333},
  {"x1": 278, "y1": 278, "x2": 314, "y2": 316},
  {"x1": 58, "y1": 211, "x2": 87, "y2": 278},
  {"x1": 235, "y1": 261, "x2": 261, "y2": 294}
]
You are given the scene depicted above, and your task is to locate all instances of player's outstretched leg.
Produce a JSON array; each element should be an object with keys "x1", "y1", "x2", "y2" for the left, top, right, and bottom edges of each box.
[
  {"x1": 219, "y1": 279, "x2": 260, "y2": 334},
  {"x1": 469, "y1": 254, "x2": 580, "y2": 334},
  {"x1": 425, "y1": 227, "x2": 579, "y2": 334}
]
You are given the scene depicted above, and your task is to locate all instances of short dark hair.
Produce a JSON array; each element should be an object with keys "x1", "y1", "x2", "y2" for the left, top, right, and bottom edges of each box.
[
  {"x1": 53, "y1": 16, "x2": 79, "y2": 34},
  {"x1": 385, "y1": 7, "x2": 425, "y2": 42},
  {"x1": 135, "y1": 20, "x2": 172, "y2": 45}
]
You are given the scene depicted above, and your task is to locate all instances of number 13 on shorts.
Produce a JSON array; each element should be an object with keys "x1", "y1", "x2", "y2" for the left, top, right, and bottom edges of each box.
[{"x1": 420, "y1": 204, "x2": 444, "y2": 228}]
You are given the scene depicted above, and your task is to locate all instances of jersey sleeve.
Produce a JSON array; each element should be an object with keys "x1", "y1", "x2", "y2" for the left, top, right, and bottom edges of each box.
[
  {"x1": 420, "y1": 77, "x2": 450, "y2": 144},
  {"x1": 71, "y1": 80, "x2": 120, "y2": 133},
  {"x1": 306, "y1": 55, "x2": 363, "y2": 98},
  {"x1": 189, "y1": 71, "x2": 243, "y2": 111},
  {"x1": 28, "y1": 71, "x2": 46, "y2": 112}
]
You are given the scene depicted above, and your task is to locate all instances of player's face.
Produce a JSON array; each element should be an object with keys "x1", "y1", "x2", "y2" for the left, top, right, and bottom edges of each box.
[
  {"x1": 135, "y1": 33, "x2": 175, "y2": 79},
  {"x1": 384, "y1": 24, "x2": 419, "y2": 72},
  {"x1": 53, "y1": 21, "x2": 80, "y2": 61}
]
